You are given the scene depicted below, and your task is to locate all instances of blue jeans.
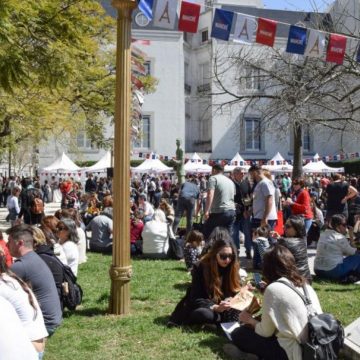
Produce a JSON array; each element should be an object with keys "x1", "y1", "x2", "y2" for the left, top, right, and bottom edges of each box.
[
  {"x1": 315, "y1": 255, "x2": 360, "y2": 280},
  {"x1": 251, "y1": 218, "x2": 277, "y2": 268},
  {"x1": 304, "y1": 218, "x2": 312, "y2": 234},
  {"x1": 172, "y1": 197, "x2": 196, "y2": 235},
  {"x1": 203, "y1": 210, "x2": 236, "y2": 240},
  {"x1": 232, "y1": 217, "x2": 252, "y2": 251}
]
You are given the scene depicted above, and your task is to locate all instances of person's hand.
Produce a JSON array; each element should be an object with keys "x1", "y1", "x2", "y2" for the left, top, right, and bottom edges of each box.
[
  {"x1": 270, "y1": 231, "x2": 280, "y2": 239},
  {"x1": 341, "y1": 197, "x2": 347, "y2": 204},
  {"x1": 239, "y1": 311, "x2": 255, "y2": 325},
  {"x1": 204, "y1": 211, "x2": 210, "y2": 220},
  {"x1": 214, "y1": 300, "x2": 231, "y2": 313},
  {"x1": 260, "y1": 219, "x2": 268, "y2": 227}
]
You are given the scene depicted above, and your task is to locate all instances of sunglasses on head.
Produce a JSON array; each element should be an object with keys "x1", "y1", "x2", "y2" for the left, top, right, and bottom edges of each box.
[{"x1": 218, "y1": 253, "x2": 234, "y2": 261}]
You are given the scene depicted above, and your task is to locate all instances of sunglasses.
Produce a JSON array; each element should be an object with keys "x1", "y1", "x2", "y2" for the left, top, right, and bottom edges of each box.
[{"x1": 218, "y1": 253, "x2": 234, "y2": 261}]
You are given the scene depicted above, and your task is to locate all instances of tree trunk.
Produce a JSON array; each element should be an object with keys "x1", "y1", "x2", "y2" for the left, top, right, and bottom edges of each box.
[{"x1": 292, "y1": 124, "x2": 303, "y2": 179}]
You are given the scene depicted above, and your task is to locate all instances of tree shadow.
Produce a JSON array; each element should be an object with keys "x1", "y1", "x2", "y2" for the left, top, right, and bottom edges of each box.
[{"x1": 64, "y1": 307, "x2": 107, "y2": 318}]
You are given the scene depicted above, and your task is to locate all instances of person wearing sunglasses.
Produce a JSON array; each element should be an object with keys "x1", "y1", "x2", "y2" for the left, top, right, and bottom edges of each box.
[
  {"x1": 169, "y1": 229, "x2": 242, "y2": 327},
  {"x1": 56, "y1": 218, "x2": 79, "y2": 276},
  {"x1": 314, "y1": 214, "x2": 360, "y2": 282}
]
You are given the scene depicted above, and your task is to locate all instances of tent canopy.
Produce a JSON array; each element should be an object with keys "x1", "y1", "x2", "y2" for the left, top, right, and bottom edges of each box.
[
  {"x1": 270, "y1": 152, "x2": 285, "y2": 163},
  {"x1": 42, "y1": 153, "x2": 80, "y2": 172},
  {"x1": 263, "y1": 152, "x2": 292, "y2": 172},
  {"x1": 224, "y1": 152, "x2": 249, "y2": 172},
  {"x1": 131, "y1": 157, "x2": 173, "y2": 173},
  {"x1": 303, "y1": 160, "x2": 344, "y2": 173},
  {"x1": 85, "y1": 151, "x2": 111, "y2": 172},
  {"x1": 184, "y1": 153, "x2": 212, "y2": 173}
]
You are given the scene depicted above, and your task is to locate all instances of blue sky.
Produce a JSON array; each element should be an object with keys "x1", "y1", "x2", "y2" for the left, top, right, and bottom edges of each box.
[{"x1": 263, "y1": 0, "x2": 329, "y2": 11}]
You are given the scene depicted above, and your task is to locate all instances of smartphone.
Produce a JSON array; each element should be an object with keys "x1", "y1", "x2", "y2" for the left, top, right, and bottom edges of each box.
[{"x1": 253, "y1": 273, "x2": 262, "y2": 289}]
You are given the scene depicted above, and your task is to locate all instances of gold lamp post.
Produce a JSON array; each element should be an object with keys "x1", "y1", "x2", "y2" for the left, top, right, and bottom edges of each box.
[{"x1": 109, "y1": 0, "x2": 137, "y2": 315}]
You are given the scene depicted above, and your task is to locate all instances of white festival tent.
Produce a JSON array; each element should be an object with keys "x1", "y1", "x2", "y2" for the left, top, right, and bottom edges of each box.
[
  {"x1": 303, "y1": 154, "x2": 344, "y2": 173},
  {"x1": 184, "y1": 153, "x2": 212, "y2": 174},
  {"x1": 224, "y1": 152, "x2": 250, "y2": 172},
  {"x1": 84, "y1": 151, "x2": 111, "y2": 173},
  {"x1": 262, "y1": 152, "x2": 293, "y2": 173},
  {"x1": 42, "y1": 152, "x2": 81, "y2": 173},
  {"x1": 131, "y1": 154, "x2": 173, "y2": 174}
]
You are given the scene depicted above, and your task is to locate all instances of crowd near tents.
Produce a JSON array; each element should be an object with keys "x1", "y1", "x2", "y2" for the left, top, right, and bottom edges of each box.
[{"x1": 39, "y1": 151, "x2": 345, "y2": 181}]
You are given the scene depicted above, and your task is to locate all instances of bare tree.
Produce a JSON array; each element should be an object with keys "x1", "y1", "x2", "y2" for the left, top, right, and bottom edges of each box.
[{"x1": 211, "y1": 13, "x2": 360, "y2": 177}]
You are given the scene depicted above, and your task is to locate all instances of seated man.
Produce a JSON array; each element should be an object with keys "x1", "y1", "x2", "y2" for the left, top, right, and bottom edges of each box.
[
  {"x1": 7, "y1": 224, "x2": 62, "y2": 335},
  {"x1": 86, "y1": 208, "x2": 113, "y2": 253}
]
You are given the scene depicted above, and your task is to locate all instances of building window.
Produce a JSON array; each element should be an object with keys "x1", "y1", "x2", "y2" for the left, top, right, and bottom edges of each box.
[
  {"x1": 77, "y1": 131, "x2": 95, "y2": 149},
  {"x1": 245, "y1": 66, "x2": 264, "y2": 90},
  {"x1": 245, "y1": 118, "x2": 261, "y2": 151},
  {"x1": 303, "y1": 125, "x2": 311, "y2": 152},
  {"x1": 201, "y1": 29, "x2": 208, "y2": 43},
  {"x1": 198, "y1": 62, "x2": 210, "y2": 86},
  {"x1": 133, "y1": 115, "x2": 150, "y2": 149},
  {"x1": 143, "y1": 61, "x2": 151, "y2": 76}
]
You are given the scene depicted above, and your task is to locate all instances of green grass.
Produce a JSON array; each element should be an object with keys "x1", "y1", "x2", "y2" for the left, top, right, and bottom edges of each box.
[{"x1": 45, "y1": 253, "x2": 360, "y2": 359}]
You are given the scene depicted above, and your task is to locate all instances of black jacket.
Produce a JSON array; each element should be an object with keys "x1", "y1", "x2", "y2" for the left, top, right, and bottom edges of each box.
[{"x1": 278, "y1": 237, "x2": 312, "y2": 283}]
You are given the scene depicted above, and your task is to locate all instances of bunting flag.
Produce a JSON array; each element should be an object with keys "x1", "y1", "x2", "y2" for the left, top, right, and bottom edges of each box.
[
  {"x1": 138, "y1": 0, "x2": 154, "y2": 20},
  {"x1": 178, "y1": 1, "x2": 201, "y2": 33},
  {"x1": 256, "y1": 18, "x2": 277, "y2": 47},
  {"x1": 286, "y1": 25, "x2": 307, "y2": 55},
  {"x1": 326, "y1": 33, "x2": 347, "y2": 65},
  {"x1": 233, "y1": 14, "x2": 256, "y2": 44},
  {"x1": 304, "y1": 29, "x2": 326, "y2": 58},
  {"x1": 211, "y1": 9, "x2": 234, "y2": 41},
  {"x1": 153, "y1": 0, "x2": 178, "y2": 30}
]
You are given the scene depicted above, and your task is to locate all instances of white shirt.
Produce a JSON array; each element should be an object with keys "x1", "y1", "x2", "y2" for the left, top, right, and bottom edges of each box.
[
  {"x1": 314, "y1": 229, "x2": 356, "y2": 271},
  {"x1": 0, "y1": 297, "x2": 38, "y2": 360},
  {"x1": 6, "y1": 195, "x2": 20, "y2": 213},
  {"x1": 0, "y1": 274, "x2": 48, "y2": 341},
  {"x1": 255, "y1": 278, "x2": 322, "y2": 360},
  {"x1": 77, "y1": 227, "x2": 87, "y2": 264},
  {"x1": 61, "y1": 241, "x2": 79, "y2": 276},
  {"x1": 252, "y1": 178, "x2": 278, "y2": 220},
  {"x1": 142, "y1": 220, "x2": 169, "y2": 255}
]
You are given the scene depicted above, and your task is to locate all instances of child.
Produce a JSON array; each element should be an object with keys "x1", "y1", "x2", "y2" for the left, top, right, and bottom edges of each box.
[
  {"x1": 183, "y1": 230, "x2": 204, "y2": 271},
  {"x1": 252, "y1": 225, "x2": 271, "y2": 270}
]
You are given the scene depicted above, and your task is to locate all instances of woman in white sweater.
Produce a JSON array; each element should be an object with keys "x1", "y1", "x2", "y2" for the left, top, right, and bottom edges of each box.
[
  {"x1": 57, "y1": 218, "x2": 80, "y2": 276},
  {"x1": 230, "y1": 245, "x2": 322, "y2": 360}
]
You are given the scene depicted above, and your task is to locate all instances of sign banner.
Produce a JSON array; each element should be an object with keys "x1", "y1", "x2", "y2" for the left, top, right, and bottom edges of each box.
[
  {"x1": 326, "y1": 33, "x2": 347, "y2": 64},
  {"x1": 178, "y1": 1, "x2": 201, "y2": 33},
  {"x1": 211, "y1": 9, "x2": 234, "y2": 41},
  {"x1": 233, "y1": 14, "x2": 256, "y2": 44},
  {"x1": 286, "y1": 25, "x2": 307, "y2": 55},
  {"x1": 153, "y1": 0, "x2": 178, "y2": 30},
  {"x1": 305, "y1": 29, "x2": 326, "y2": 58},
  {"x1": 256, "y1": 17, "x2": 277, "y2": 47}
]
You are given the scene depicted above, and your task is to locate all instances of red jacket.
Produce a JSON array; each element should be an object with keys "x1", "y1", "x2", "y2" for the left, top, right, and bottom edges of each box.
[
  {"x1": 0, "y1": 240, "x2": 13, "y2": 268},
  {"x1": 291, "y1": 189, "x2": 313, "y2": 220}
]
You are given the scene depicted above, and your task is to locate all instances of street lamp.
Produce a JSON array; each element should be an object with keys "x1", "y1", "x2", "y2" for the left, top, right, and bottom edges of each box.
[{"x1": 109, "y1": 0, "x2": 137, "y2": 315}]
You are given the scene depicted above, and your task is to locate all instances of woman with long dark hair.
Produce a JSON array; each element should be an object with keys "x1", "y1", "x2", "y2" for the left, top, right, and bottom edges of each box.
[
  {"x1": 186, "y1": 229, "x2": 241, "y2": 325},
  {"x1": 228, "y1": 245, "x2": 322, "y2": 360}
]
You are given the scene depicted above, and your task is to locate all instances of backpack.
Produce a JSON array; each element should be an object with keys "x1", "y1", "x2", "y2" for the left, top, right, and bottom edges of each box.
[
  {"x1": 277, "y1": 280, "x2": 344, "y2": 360},
  {"x1": 61, "y1": 264, "x2": 83, "y2": 311},
  {"x1": 31, "y1": 197, "x2": 44, "y2": 214}
]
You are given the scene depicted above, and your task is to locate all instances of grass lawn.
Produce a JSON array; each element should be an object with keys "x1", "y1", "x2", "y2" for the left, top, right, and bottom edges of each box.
[{"x1": 45, "y1": 253, "x2": 360, "y2": 360}]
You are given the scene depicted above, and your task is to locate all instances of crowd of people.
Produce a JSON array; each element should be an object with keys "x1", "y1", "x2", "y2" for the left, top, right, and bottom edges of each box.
[{"x1": 0, "y1": 166, "x2": 359, "y2": 359}]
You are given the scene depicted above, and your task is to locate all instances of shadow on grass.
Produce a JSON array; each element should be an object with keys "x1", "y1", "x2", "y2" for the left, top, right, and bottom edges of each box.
[
  {"x1": 173, "y1": 282, "x2": 190, "y2": 291},
  {"x1": 153, "y1": 315, "x2": 170, "y2": 327},
  {"x1": 324, "y1": 287, "x2": 360, "y2": 292},
  {"x1": 198, "y1": 334, "x2": 229, "y2": 359},
  {"x1": 96, "y1": 293, "x2": 109, "y2": 304},
  {"x1": 64, "y1": 307, "x2": 107, "y2": 318}
]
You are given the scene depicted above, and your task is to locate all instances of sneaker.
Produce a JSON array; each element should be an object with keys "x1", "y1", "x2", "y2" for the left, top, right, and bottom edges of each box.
[{"x1": 223, "y1": 344, "x2": 258, "y2": 360}]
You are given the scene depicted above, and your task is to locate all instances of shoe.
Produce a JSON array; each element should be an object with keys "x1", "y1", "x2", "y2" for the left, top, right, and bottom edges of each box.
[
  {"x1": 201, "y1": 323, "x2": 218, "y2": 331},
  {"x1": 223, "y1": 344, "x2": 258, "y2": 360},
  {"x1": 246, "y1": 251, "x2": 252, "y2": 260}
]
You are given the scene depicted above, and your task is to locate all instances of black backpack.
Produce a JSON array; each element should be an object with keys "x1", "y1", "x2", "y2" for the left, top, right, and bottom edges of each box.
[
  {"x1": 61, "y1": 263, "x2": 83, "y2": 311},
  {"x1": 277, "y1": 280, "x2": 344, "y2": 360}
]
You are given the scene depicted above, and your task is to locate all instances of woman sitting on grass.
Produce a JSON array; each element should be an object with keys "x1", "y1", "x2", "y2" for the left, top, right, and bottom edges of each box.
[
  {"x1": 169, "y1": 231, "x2": 242, "y2": 327},
  {"x1": 314, "y1": 213, "x2": 360, "y2": 282},
  {"x1": 227, "y1": 245, "x2": 322, "y2": 360}
]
